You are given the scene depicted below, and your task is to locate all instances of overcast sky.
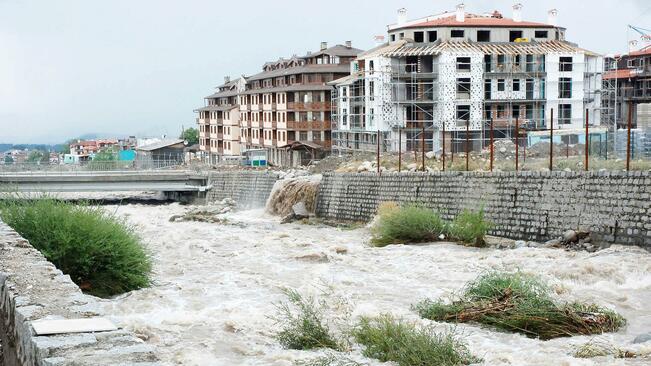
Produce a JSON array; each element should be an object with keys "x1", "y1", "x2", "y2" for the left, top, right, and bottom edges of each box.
[{"x1": 1, "y1": 0, "x2": 650, "y2": 143}]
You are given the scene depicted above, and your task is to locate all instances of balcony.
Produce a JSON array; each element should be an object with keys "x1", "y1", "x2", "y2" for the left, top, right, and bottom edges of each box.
[
  {"x1": 286, "y1": 121, "x2": 330, "y2": 130},
  {"x1": 286, "y1": 102, "x2": 332, "y2": 111}
]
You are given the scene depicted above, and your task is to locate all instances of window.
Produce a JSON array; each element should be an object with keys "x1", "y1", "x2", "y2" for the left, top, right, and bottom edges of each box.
[
  {"x1": 509, "y1": 30, "x2": 523, "y2": 42},
  {"x1": 497, "y1": 105, "x2": 506, "y2": 118},
  {"x1": 513, "y1": 79, "x2": 521, "y2": 92},
  {"x1": 451, "y1": 30, "x2": 464, "y2": 38},
  {"x1": 457, "y1": 78, "x2": 471, "y2": 99},
  {"x1": 390, "y1": 34, "x2": 396, "y2": 42},
  {"x1": 342, "y1": 108, "x2": 348, "y2": 126},
  {"x1": 484, "y1": 54, "x2": 492, "y2": 72},
  {"x1": 535, "y1": 30, "x2": 548, "y2": 38},
  {"x1": 369, "y1": 81, "x2": 375, "y2": 100},
  {"x1": 427, "y1": 31, "x2": 437, "y2": 42},
  {"x1": 456, "y1": 105, "x2": 470, "y2": 125},
  {"x1": 369, "y1": 60, "x2": 374, "y2": 74},
  {"x1": 512, "y1": 105, "x2": 520, "y2": 119},
  {"x1": 477, "y1": 30, "x2": 490, "y2": 42},
  {"x1": 414, "y1": 31, "x2": 424, "y2": 43},
  {"x1": 456, "y1": 57, "x2": 471, "y2": 71},
  {"x1": 484, "y1": 79, "x2": 492, "y2": 99},
  {"x1": 399, "y1": 32, "x2": 405, "y2": 39},
  {"x1": 558, "y1": 77, "x2": 572, "y2": 98},
  {"x1": 559, "y1": 57, "x2": 573, "y2": 71},
  {"x1": 299, "y1": 131, "x2": 308, "y2": 141},
  {"x1": 559, "y1": 104, "x2": 572, "y2": 124},
  {"x1": 497, "y1": 79, "x2": 505, "y2": 91}
]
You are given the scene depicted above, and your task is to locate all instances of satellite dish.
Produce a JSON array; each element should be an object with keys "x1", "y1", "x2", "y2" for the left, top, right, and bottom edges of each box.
[{"x1": 183, "y1": 140, "x2": 189, "y2": 146}]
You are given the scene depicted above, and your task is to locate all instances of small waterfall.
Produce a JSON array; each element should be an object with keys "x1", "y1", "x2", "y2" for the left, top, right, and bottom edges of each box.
[{"x1": 265, "y1": 175, "x2": 322, "y2": 216}]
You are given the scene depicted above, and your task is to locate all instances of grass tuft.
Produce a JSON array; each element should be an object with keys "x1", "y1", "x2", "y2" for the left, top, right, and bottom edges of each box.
[
  {"x1": 370, "y1": 203, "x2": 445, "y2": 246},
  {"x1": 414, "y1": 271, "x2": 626, "y2": 340},
  {"x1": 0, "y1": 196, "x2": 151, "y2": 297},
  {"x1": 448, "y1": 208, "x2": 491, "y2": 247},
  {"x1": 273, "y1": 289, "x2": 341, "y2": 350},
  {"x1": 351, "y1": 314, "x2": 479, "y2": 366},
  {"x1": 573, "y1": 339, "x2": 637, "y2": 359},
  {"x1": 294, "y1": 353, "x2": 365, "y2": 366}
]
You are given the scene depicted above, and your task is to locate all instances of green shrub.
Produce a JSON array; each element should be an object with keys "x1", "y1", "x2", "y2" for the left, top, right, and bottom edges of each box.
[
  {"x1": 273, "y1": 289, "x2": 341, "y2": 350},
  {"x1": 0, "y1": 197, "x2": 151, "y2": 297},
  {"x1": 371, "y1": 203, "x2": 445, "y2": 246},
  {"x1": 352, "y1": 314, "x2": 479, "y2": 366},
  {"x1": 448, "y1": 208, "x2": 491, "y2": 247},
  {"x1": 294, "y1": 353, "x2": 364, "y2": 366},
  {"x1": 414, "y1": 271, "x2": 626, "y2": 340}
]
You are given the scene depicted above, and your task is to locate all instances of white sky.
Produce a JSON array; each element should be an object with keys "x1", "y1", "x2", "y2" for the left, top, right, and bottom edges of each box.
[{"x1": 1, "y1": 0, "x2": 650, "y2": 143}]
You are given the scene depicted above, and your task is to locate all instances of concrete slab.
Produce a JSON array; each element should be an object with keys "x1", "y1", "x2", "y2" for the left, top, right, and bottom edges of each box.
[{"x1": 31, "y1": 318, "x2": 118, "y2": 336}]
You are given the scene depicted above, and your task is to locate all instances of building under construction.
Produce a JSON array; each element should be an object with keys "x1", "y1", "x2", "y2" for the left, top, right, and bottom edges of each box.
[{"x1": 331, "y1": 4, "x2": 604, "y2": 154}]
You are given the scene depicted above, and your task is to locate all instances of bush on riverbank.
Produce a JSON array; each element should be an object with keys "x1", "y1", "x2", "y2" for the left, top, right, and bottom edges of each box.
[
  {"x1": 352, "y1": 314, "x2": 479, "y2": 366},
  {"x1": 414, "y1": 271, "x2": 626, "y2": 340},
  {"x1": 370, "y1": 203, "x2": 490, "y2": 247},
  {"x1": 0, "y1": 197, "x2": 151, "y2": 297},
  {"x1": 273, "y1": 289, "x2": 341, "y2": 350},
  {"x1": 448, "y1": 208, "x2": 491, "y2": 247},
  {"x1": 371, "y1": 203, "x2": 445, "y2": 246}
]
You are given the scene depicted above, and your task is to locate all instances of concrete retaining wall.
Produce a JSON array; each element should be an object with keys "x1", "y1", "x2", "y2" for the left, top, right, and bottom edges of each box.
[
  {"x1": 316, "y1": 171, "x2": 651, "y2": 248},
  {"x1": 206, "y1": 171, "x2": 279, "y2": 208},
  {"x1": 0, "y1": 220, "x2": 160, "y2": 366}
]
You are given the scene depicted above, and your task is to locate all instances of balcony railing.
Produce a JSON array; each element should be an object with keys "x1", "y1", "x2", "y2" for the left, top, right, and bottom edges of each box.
[
  {"x1": 286, "y1": 102, "x2": 332, "y2": 111},
  {"x1": 286, "y1": 121, "x2": 329, "y2": 130}
]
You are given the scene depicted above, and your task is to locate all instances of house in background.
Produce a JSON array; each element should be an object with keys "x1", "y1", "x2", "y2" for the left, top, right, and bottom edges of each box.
[{"x1": 135, "y1": 139, "x2": 186, "y2": 167}]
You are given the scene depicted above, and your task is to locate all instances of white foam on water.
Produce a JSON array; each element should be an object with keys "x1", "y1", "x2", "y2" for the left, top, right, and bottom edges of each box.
[{"x1": 97, "y1": 203, "x2": 651, "y2": 366}]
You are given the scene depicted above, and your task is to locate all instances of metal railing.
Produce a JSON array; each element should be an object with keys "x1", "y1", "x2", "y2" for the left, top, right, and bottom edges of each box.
[{"x1": 0, "y1": 159, "x2": 183, "y2": 175}]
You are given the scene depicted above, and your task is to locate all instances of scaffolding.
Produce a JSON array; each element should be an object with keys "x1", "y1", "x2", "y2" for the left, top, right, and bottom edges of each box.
[{"x1": 332, "y1": 49, "x2": 604, "y2": 155}]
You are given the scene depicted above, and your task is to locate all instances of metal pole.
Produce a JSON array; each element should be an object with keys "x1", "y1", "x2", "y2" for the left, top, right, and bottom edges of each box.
[
  {"x1": 627, "y1": 102, "x2": 632, "y2": 171},
  {"x1": 465, "y1": 119, "x2": 469, "y2": 171},
  {"x1": 549, "y1": 108, "x2": 554, "y2": 171},
  {"x1": 442, "y1": 122, "x2": 446, "y2": 171},
  {"x1": 585, "y1": 108, "x2": 589, "y2": 171},
  {"x1": 398, "y1": 127, "x2": 402, "y2": 172},
  {"x1": 515, "y1": 116, "x2": 519, "y2": 171},
  {"x1": 421, "y1": 123, "x2": 426, "y2": 171},
  {"x1": 376, "y1": 130, "x2": 380, "y2": 174},
  {"x1": 490, "y1": 118, "x2": 494, "y2": 172}
]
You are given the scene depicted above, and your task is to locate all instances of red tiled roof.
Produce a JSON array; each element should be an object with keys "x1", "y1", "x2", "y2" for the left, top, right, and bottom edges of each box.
[
  {"x1": 603, "y1": 69, "x2": 636, "y2": 80},
  {"x1": 630, "y1": 45, "x2": 651, "y2": 56},
  {"x1": 398, "y1": 14, "x2": 554, "y2": 29}
]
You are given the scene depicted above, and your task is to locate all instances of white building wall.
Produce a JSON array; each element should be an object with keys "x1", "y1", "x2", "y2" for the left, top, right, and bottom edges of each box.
[
  {"x1": 546, "y1": 53, "x2": 586, "y2": 130},
  {"x1": 438, "y1": 52, "x2": 483, "y2": 131}
]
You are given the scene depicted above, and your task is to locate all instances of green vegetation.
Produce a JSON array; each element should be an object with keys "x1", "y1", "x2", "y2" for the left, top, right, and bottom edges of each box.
[
  {"x1": 273, "y1": 289, "x2": 341, "y2": 350},
  {"x1": 351, "y1": 314, "x2": 479, "y2": 366},
  {"x1": 295, "y1": 353, "x2": 364, "y2": 366},
  {"x1": 26, "y1": 150, "x2": 49, "y2": 164},
  {"x1": 0, "y1": 197, "x2": 151, "y2": 297},
  {"x1": 370, "y1": 203, "x2": 446, "y2": 246},
  {"x1": 448, "y1": 208, "x2": 491, "y2": 247},
  {"x1": 414, "y1": 271, "x2": 626, "y2": 340},
  {"x1": 3, "y1": 155, "x2": 13, "y2": 164},
  {"x1": 370, "y1": 202, "x2": 490, "y2": 247},
  {"x1": 180, "y1": 127, "x2": 199, "y2": 145}
]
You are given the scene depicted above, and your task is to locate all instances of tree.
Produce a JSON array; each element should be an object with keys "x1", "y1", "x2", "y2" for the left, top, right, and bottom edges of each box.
[
  {"x1": 3, "y1": 155, "x2": 13, "y2": 164},
  {"x1": 180, "y1": 127, "x2": 199, "y2": 145},
  {"x1": 93, "y1": 148, "x2": 118, "y2": 162},
  {"x1": 27, "y1": 150, "x2": 49, "y2": 164}
]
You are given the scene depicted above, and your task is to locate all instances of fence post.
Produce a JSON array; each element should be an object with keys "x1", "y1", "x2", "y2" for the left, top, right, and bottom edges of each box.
[
  {"x1": 549, "y1": 108, "x2": 554, "y2": 171},
  {"x1": 515, "y1": 116, "x2": 519, "y2": 171},
  {"x1": 627, "y1": 102, "x2": 632, "y2": 171},
  {"x1": 376, "y1": 129, "x2": 380, "y2": 174},
  {"x1": 464, "y1": 119, "x2": 469, "y2": 171},
  {"x1": 398, "y1": 127, "x2": 402, "y2": 172},
  {"x1": 585, "y1": 108, "x2": 589, "y2": 171},
  {"x1": 490, "y1": 118, "x2": 494, "y2": 172},
  {"x1": 442, "y1": 122, "x2": 446, "y2": 172},
  {"x1": 421, "y1": 123, "x2": 426, "y2": 172}
]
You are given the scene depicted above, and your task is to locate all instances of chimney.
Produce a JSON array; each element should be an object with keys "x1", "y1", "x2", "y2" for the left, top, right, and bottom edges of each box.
[
  {"x1": 512, "y1": 3, "x2": 522, "y2": 22},
  {"x1": 456, "y1": 3, "x2": 465, "y2": 22},
  {"x1": 397, "y1": 8, "x2": 407, "y2": 25},
  {"x1": 547, "y1": 9, "x2": 558, "y2": 26},
  {"x1": 374, "y1": 35, "x2": 386, "y2": 45},
  {"x1": 320, "y1": 41, "x2": 328, "y2": 51},
  {"x1": 224, "y1": 76, "x2": 230, "y2": 84},
  {"x1": 345, "y1": 40, "x2": 352, "y2": 48}
]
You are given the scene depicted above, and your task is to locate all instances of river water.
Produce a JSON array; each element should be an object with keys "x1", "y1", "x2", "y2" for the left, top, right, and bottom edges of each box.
[{"x1": 98, "y1": 203, "x2": 651, "y2": 366}]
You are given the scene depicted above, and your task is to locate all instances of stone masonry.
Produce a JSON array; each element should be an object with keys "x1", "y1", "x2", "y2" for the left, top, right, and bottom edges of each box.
[
  {"x1": 316, "y1": 171, "x2": 651, "y2": 248},
  {"x1": 0, "y1": 219, "x2": 160, "y2": 366},
  {"x1": 206, "y1": 171, "x2": 279, "y2": 208}
]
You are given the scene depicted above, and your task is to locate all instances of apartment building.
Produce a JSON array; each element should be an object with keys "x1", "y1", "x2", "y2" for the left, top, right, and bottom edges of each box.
[
  {"x1": 331, "y1": 4, "x2": 603, "y2": 153},
  {"x1": 196, "y1": 76, "x2": 246, "y2": 164},
  {"x1": 237, "y1": 42, "x2": 362, "y2": 165}
]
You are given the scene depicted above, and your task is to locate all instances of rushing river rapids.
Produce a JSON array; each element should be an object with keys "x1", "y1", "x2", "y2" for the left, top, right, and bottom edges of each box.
[{"x1": 97, "y1": 203, "x2": 651, "y2": 366}]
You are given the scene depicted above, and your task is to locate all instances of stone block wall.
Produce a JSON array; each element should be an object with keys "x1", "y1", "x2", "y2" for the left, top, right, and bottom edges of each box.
[
  {"x1": 206, "y1": 171, "x2": 279, "y2": 208},
  {"x1": 316, "y1": 171, "x2": 651, "y2": 248},
  {"x1": 0, "y1": 220, "x2": 160, "y2": 366}
]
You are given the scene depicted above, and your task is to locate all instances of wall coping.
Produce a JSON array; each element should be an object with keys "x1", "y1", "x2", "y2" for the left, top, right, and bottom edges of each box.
[
  {"x1": 323, "y1": 170, "x2": 651, "y2": 178},
  {"x1": 0, "y1": 219, "x2": 160, "y2": 366}
]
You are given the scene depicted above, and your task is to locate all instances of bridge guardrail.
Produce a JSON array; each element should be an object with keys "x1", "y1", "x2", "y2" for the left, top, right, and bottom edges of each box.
[{"x1": 0, "y1": 160, "x2": 184, "y2": 175}]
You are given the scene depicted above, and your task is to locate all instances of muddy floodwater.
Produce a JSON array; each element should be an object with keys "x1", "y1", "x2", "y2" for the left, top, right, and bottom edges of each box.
[{"x1": 98, "y1": 203, "x2": 651, "y2": 366}]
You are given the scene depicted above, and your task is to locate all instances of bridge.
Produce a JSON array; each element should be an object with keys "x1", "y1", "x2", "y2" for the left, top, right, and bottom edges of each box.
[{"x1": 0, "y1": 170, "x2": 210, "y2": 200}]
